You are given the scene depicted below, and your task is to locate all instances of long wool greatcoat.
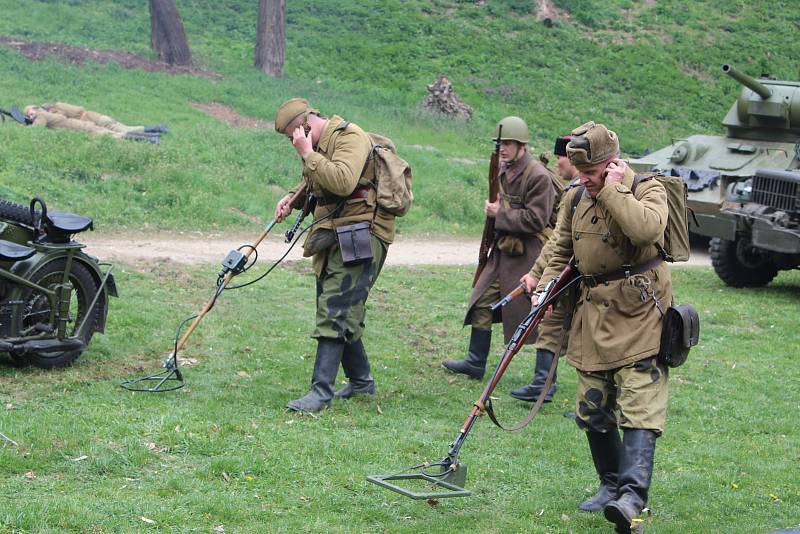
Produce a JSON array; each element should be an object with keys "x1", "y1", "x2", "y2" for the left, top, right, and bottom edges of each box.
[
  {"x1": 538, "y1": 168, "x2": 674, "y2": 371},
  {"x1": 464, "y1": 152, "x2": 558, "y2": 343}
]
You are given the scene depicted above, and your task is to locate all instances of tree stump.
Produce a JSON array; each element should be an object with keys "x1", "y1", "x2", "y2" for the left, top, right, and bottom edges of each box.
[{"x1": 423, "y1": 75, "x2": 472, "y2": 119}]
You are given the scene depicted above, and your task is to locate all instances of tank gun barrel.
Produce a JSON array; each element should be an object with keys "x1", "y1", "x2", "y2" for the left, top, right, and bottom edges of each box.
[{"x1": 722, "y1": 64, "x2": 772, "y2": 99}]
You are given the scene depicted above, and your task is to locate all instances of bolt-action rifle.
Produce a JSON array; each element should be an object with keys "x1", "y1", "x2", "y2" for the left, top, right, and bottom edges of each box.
[
  {"x1": 369, "y1": 258, "x2": 580, "y2": 499},
  {"x1": 471, "y1": 126, "x2": 502, "y2": 287}
]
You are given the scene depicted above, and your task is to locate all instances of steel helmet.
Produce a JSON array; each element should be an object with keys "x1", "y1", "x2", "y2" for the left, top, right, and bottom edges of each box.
[{"x1": 493, "y1": 116, "x2": 530, "y2": 144}]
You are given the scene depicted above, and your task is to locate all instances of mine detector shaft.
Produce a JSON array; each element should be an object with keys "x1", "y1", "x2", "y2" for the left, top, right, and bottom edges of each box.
[
  {"x1": 369, "y1": 260, "x2": 580, "y2": 499},
  {"x1": 630, "y1": 64, "x2": 800, "y2": 287}
]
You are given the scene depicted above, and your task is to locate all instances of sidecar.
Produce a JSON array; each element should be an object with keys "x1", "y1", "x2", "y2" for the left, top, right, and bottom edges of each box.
[{"x1": 0, "y1": 197, "x2": 117, "y2": 368}]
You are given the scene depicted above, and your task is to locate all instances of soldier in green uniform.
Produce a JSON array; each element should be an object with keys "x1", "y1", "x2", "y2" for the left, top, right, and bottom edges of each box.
[
  {"x1": 273, "y1": 98, "x2": 394, "y2": 413},
  {"x1": 24, "y1": 103, "x2": 166, "y2": 141},
  {"x1": 536, "y1": 122, "x2": 672, "y2": 533},
  {"x1": 443, "y1": 117, "x2": 558, "y2": 379},
  {"x1": 511, "y1": 135, "x2": 581, "y2": 402}
]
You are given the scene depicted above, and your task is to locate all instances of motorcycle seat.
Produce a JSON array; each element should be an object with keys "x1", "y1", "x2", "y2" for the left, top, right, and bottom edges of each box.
[
  {"x1": 46, "y1": 211, "x2": 93, "y2": 234},
  {"x1": 0, "y1": 239, "x2": 35, "y2": 262}
]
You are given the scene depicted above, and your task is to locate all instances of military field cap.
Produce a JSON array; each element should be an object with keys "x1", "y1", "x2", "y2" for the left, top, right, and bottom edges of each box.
[
  {"x1": 554, "y1": 135, "x2": 571, "y2": 157},
  {"x1": 274, "y1": 97, "x2": 319, "y2": 134},
  {"x1": 567, "y1": 121, "x2": 619, "y2": 168}
]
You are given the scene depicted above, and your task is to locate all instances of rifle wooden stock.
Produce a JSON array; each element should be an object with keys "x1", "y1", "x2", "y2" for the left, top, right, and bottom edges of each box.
[
  {"x1": 472, "y1": 136, "x2": 502, "y2": 287},
  {"x1": 490, "y1": 282, "x2": 528, "y2": 311}
]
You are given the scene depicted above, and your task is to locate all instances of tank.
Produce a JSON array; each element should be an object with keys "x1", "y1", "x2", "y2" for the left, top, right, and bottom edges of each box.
[{"x1": 629, "y1": 64, "x2": 800, "y2": 287}]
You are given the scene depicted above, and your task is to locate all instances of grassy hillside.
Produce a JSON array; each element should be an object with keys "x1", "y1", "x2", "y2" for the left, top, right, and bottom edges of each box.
[{"x1": 0, "y1": 0, "x2": 798, "y2": 235}]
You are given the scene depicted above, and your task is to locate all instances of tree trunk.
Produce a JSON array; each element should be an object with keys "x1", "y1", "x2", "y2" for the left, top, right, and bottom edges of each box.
[
  {"x1": 254, "y1": 0, "x2": 286, "y2": 77},
  {"x1": 149, "y1": 0, "x2": 192, "y2": 66}
]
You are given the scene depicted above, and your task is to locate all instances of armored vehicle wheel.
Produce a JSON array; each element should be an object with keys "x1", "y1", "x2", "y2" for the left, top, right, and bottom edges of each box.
[
  {"x1": 709, "y1": 236, "x2": 778, "y2": 288},
  {"x1": 17, "y1": 259, "x2": 103, "y2": 368}
]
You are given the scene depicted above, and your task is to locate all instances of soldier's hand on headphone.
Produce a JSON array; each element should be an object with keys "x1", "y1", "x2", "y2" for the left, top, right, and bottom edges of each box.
[
  {"x1": 603, "y1": 158, "x2": 627, "y2": 187},
  {"x1": 291, "y1": 125, "x2": 313, "y2": 159}
]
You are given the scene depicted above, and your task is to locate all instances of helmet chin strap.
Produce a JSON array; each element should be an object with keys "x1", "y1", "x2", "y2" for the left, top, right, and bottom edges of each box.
[{"x1": 505, "y1": 144, "x2": 526, "y2": 166}]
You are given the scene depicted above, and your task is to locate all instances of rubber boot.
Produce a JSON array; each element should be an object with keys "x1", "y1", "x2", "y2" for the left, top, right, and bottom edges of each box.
[
  {"x1": 442, "y1": 328, "x2": 491, "y2": 379},
  {"x1": 579, "y1": 430, "x2": 622, "y2": 512},
  {"x1": 510, "y1": 349, "x2": 557, "y2": 402},
  {"x1": 287, "y1": 338, "x2": 344, "y2": 413},
  {"x1": 144, "y1": 123, "x2": 170, "y2": 134},
  {"x1": 604, "y1": 429, "x2": 657, "y2": 533},
  {"x1": 334, "y1": 338, "x2": 375, "y2": 399}
]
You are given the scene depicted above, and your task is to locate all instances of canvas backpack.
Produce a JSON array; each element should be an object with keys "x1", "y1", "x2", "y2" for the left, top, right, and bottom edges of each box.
[
  {"x1": 333, "y1": 122, "x2": 413, "y2": 217},
  {"x1": 570, "y1": 173, "x2": 690, "y2": 262},
  {"x1": 365, "y1": 132, "x2": 414, "y2": 217}
]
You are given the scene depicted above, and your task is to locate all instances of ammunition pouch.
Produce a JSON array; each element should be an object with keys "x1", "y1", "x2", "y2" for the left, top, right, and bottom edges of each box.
[
  {"x1": 657, "y1": 304, "x2": 699, "y2": 368},
  {"x1": 335, "y1": 221, "x2": 373, "y2": 265},
  {"x1": 496, "y1": 235, "x2": 524, "y2": 256}
]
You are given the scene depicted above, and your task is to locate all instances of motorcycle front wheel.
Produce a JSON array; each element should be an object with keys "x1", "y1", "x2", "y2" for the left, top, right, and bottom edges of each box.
[{"x1": 16, "y1": 258, "x2": 104, "y2": 368}]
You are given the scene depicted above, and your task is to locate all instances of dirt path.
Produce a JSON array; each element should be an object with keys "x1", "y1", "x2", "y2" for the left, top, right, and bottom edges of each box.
[{"x1": 81, "y1": 231, "x2": 711, "y2": 268}]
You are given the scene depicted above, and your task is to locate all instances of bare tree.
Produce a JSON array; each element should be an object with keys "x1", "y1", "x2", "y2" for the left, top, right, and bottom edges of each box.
[
  {"x1": 149, "y1": 0, "x2": 191, "y2": 66},
  {"x1": 254, "y1": 0, "x2": 286, "y2": 77}
]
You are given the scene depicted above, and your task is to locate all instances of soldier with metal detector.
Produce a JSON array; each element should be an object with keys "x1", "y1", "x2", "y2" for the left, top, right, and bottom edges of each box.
[
  {"x1": 273, "y1": 98, "x2": 395, "y2": 413},
  {"x1": 442, "y1": 117, "x2": 559, "y2": 380},
  {"x1": 535, "y1": 122, "x2": 673, "y2": 533}
]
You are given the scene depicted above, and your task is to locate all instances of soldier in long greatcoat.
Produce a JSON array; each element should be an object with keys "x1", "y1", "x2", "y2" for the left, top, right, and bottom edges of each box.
[
  {"x1": 536, "y1": 122, "x2": 673, "y2": 533},
  {"x1": 442, "y1": 116, "x2": 559, "y2": 380}
]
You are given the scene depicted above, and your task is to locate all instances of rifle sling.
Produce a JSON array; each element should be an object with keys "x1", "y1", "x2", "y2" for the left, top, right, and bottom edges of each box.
[{"x1": 483, "y1": 354, "x2": 557, "y2": 432}]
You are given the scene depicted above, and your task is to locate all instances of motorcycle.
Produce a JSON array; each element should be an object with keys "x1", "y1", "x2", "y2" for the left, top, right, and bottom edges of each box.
[{"x1": 0, "y1": 196, "x2": 117, "y2": 368}]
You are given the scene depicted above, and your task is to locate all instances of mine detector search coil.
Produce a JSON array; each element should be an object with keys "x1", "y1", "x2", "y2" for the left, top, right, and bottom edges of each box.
[
  {"x1": 368, "y1": 260, "x2": 580, "y2": 499},
  {"x1": 121, "y1": 185, "x2": 330, "y2": 393}
]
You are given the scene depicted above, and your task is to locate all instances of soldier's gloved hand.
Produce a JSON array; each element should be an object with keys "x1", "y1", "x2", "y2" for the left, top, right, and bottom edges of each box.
[
  {"x1": 275, "y1": 194, "x2": 294, "y2": 223},
  {"x1": 520, "y1": 273, "x2": 539, "y2": 294}
]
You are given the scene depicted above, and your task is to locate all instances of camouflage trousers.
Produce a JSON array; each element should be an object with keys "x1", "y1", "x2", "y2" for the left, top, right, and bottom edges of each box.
[
  {"x1": 575, "y1": 356, "x2": 669, "y2": 435},
  {"x1": 469, "y1": 277, "x2": 500, "y2": 330},
  {"x1": 313, "y1": 234, "x2": 388, "y2": 342}
]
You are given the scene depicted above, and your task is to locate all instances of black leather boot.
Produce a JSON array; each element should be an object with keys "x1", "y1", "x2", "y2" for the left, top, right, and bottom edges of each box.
[
  {"x1": 442, "y1": 328, "x2": 491, "y2": 379},
  {"x1": 287, "y1": 338, "x2": 344, "y2": 413},
  {"x1": 123, "y1": 131, "x2": 160, "y2": 144},
  {"x1": 144, "y1": 124, "x2": 170, "y2": 134},
  {"x1": 510, "y1": 349, "x2": 557, "y2": 402},
  {"x1": 579, "y1": 430, "x2": 622, "y2": 512},
  {"x1": 604, "y1": 429, "x2": 657, "y2": 533},
  {"x1": 334, "y1": 339, "x2": 375, "y2": 399}
]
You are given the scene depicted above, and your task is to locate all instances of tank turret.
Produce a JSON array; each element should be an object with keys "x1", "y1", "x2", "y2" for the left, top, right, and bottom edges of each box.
[{"x1": 721, "y1": 64, "x2": 800, "y2": 142}]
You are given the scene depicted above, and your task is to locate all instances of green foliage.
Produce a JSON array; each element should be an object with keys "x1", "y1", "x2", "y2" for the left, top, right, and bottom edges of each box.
[
  {"x1": 0, "y1": 265, "x2": 798, "y2": 532},
  {"x1": 0, "y1": 0, "x2": 798, "y2": 236}
]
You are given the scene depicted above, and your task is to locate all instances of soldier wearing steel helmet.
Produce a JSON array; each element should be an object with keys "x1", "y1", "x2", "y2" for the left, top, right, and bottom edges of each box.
[
  {"x1": 443, "y1": 116, "x2": 559, "y2": 379},
  {"x1": 535, "y1": 121, "x2": 673, "y2": 533},
  {"x1": 272, "y1": 97, "x2": 394, "y2": 413}
]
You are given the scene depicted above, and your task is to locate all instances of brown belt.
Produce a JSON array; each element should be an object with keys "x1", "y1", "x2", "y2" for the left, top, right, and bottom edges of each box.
[
  {"x1": 581, "y1": 256, "x2": 664, "y2": 287},
  {"x1": 319, "y1": 185, "x2": 371, "y2": 206}
]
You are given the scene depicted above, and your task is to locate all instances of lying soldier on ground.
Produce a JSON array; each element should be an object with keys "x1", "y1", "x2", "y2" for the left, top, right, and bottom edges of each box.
[{"x1": 14, "y1": 102, "x2": 168, "y2": 143}]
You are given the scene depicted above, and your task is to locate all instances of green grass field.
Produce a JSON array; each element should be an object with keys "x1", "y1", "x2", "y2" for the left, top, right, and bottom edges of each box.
[{"x1": 0, "y1": 265, "x2": 798, "y2": 533}]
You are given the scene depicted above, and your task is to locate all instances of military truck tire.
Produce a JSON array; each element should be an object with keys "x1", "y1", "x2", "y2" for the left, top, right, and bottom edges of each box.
[{"x1": 709, "y1": 236, "x2": 778, "y2": 288}]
